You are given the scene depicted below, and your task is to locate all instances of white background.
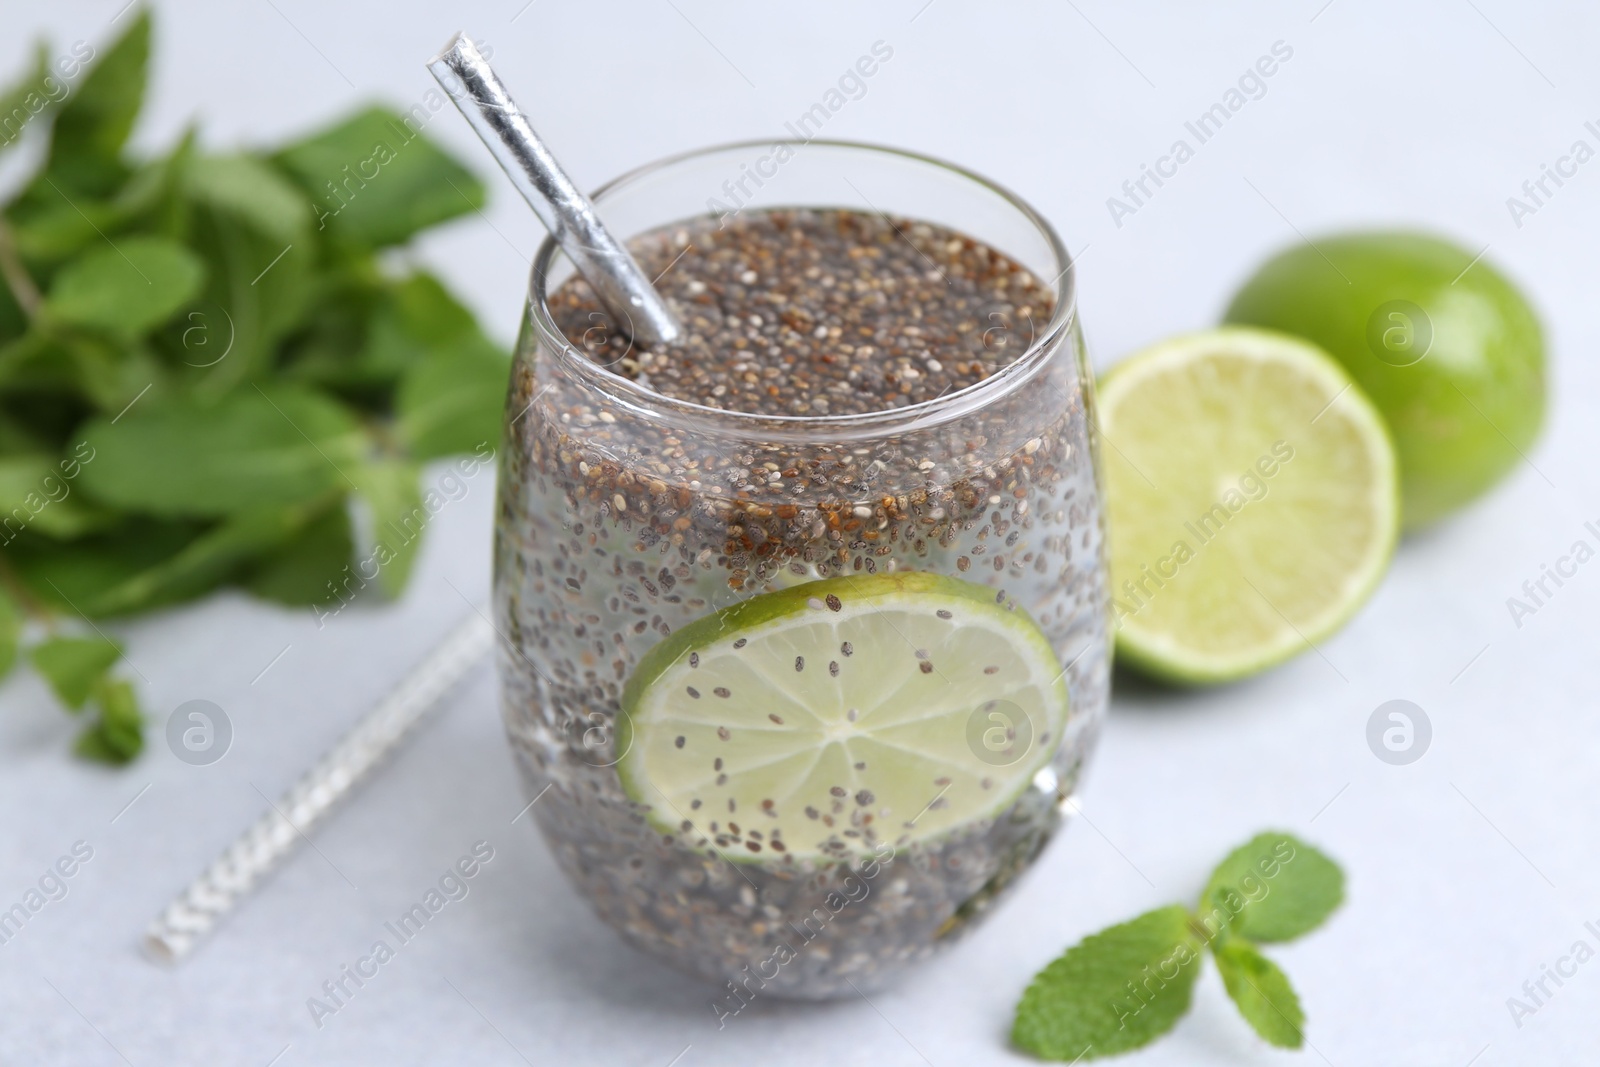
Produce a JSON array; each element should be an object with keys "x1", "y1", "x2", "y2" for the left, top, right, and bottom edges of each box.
[{"x1": 0, "y1": 2, "x2": 1595, "y2": 1064}]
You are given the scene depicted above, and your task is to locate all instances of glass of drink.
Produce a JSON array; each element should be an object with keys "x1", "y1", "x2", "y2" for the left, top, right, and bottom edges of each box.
[{"x1": 494, "y1": 141, "x2": 1108, "y2": 1001}]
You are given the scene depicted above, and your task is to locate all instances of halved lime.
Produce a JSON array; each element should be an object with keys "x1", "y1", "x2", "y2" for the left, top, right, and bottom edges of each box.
[
  {"x1": 617, "y1": 572, "x2": 1068, "y2": 862},
  {"x1": 1099, "y1": 327, "x2": 1399, "y2": 683}
]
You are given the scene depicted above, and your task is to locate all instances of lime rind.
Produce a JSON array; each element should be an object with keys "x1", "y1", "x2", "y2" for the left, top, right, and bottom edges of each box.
[
  {"x1": 616, "y1": 573, "x2": 1069, "y2": 862},
  {"x1": 1099, "y1": 327, "x2": 1400, "y2": 685}
]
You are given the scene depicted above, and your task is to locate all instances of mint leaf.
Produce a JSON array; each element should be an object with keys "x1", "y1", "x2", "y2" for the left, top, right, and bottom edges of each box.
[
  {"x1": 0, "y1": 411, "x2": 48, "y2": 452},
  {"x1": 360, "y1": 273, "x2": 483, "y2": 384},
  {"x1": 85, "y1": 498, "x2": 338, "y2": 617},
  {"x1": 180, "y1": 209, "x2": 312, "y2": 397},
  {"x1": 397, "y1": 333, "x2": 508, "y2": 460},
  {"x1": 0, "y1": 267, "x2": 24, "y2": 347},
  {"x1": 272, "y1": 106, "x2": 484, "y2": 247},
  {"x1": 0, "y1": 44, "x2": 52, "y2": 156},
  {"x1": 285, "y1": 272, "x2": 484, "y2": 397},
  {"x1": 1199, "y1": 831, "x2": 1344, "y2": 943},
  {"x1": 289, "y1": 284, "x2": 426, "y2": 392},
  {"x1": 241, "y1": 502, "x2": 353, "y2": 606},
  {"x1": 356, "y1": 298, "x2": 437, "y2": 384},
  {"x1": 275, "y1": 272, "x2": 385, "y2": 392},
  {"x1": 75, "y1": 676, "x2": 142, "y2": 763},
  {"x1": 29, "y1": 634, "x2": 121, "y2": 709},
  {"x1": 391, "y1": 272, "x2": 479, "y2": 345},
  {"x1": 57, "y1": 332, "x2": 169, "y2": 416},
  {"x1": 184, "y1": 153, "x2": 311, "y2": 245},
  {"x1": 4, "y1": 519, "x2": 202, "y2": 617},
  {"x1": 113, "y1": 126, "x2": 196, "y2": 224},
  {"x1": 0, "y1": 454, "x2": 113, "y2": 539},
  {"x1": 355, "y1": 458, "x2": 423, "y2": 598},
  {"x1": 76, "y1": 386, "x2": 361, "y2": 517},
  {"x1": 0, "y1": 586, "x2": 19, "y2": 681},
  {"x1": 1012, "y1": 905, "x2": 1203, "y2": 1061},
  {"x1": 1213, "y1": 940, "x2": 1304, "y2": 1048},
  {"x1": 46, "y1": 11, "x2": 149, "y2": 194},
  {"x1": 6, "y1": 189, "x2": 119, "y2": 266},
  {"x1": 46, "y1": 236, "x2": 205, "y2": 337}
]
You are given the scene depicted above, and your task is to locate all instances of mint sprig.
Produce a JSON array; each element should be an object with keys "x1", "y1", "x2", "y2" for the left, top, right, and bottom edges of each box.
[
  {"x1": 1012, "y1": 831, "x2": 1344, "y2": 1061},
  {"x1": 0, "y1": 11, "x2": 510, "y2": 761}
]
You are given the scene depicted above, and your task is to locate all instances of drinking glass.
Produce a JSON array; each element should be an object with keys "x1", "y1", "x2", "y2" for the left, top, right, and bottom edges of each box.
[{"x1": 494, "y1": 141, "x2": 1108, "y2": 999}]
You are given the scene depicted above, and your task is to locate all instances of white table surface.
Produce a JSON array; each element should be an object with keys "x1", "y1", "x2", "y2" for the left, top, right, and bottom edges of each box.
[{"x1": 1, "y1": 2, "x2": 1596, "y2": 1064}]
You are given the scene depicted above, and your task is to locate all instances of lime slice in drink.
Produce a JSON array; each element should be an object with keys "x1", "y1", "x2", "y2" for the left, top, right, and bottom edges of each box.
[
  {"x1": 1224, "y1": 231, "x2": 1545, "y2": 529},
  {"x1": 617, "y1": 573, "x2": 1068, "y2": 862},
  {"x1": 1099, "y1": 327, "x2": 1399, "y2": 684}
]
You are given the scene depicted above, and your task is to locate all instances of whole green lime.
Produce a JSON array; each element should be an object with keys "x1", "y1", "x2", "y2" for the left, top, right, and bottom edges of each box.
[{"x1": 1223, "y1": 232, "x2": 1544, "y2": 529}]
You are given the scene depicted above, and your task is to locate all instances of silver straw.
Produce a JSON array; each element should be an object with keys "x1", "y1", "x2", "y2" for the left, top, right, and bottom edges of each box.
[
  {"x1": 427, "y1": 33, "x2": 683, "y2": 348},
  {"x1": 144, "y1": 614, "x2": 495, "y2": 962}
]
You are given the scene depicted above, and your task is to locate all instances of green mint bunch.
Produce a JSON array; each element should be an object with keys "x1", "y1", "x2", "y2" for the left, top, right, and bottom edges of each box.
[
  {"x1": 1012, "y1": 831, "x2": 1344, "y2": 1061},
  {"x1": 0, "y1": 11, "x2": 509, "y2": 761}
]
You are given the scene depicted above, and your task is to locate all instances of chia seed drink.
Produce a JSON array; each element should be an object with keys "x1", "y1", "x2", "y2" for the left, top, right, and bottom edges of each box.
[{"x1": 494, "y1": 143, "x2": 1108, "y2": 1000}]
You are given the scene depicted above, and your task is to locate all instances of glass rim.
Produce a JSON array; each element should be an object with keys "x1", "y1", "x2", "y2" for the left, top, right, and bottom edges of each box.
[{"x1": 526, "y1": 138, "x2": 1078, "y2": 441}]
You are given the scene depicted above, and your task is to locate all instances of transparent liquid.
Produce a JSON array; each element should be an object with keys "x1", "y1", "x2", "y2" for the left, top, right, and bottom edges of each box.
[{"x1": 493, "y1": 213, "x2": 1109, "y2": 999}]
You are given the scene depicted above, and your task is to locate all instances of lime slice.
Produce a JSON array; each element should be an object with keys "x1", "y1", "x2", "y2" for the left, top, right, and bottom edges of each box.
[
  {"x1": 617, "y1": 572, "x2": 1068, "y2": 862},
  {"x1": 1099, "y1": 327, "x2": 1399, "y2": 684}
]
